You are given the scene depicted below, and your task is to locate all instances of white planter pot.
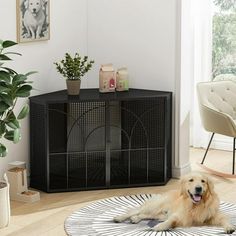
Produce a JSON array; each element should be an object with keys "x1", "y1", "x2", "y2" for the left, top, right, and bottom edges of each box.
[{"x1": 0, "y1": 174, "x2": 10, "y2": 228}]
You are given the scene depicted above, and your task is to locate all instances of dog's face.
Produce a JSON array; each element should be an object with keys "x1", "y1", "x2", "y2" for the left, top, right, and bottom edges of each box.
[
  {"x1": 26, "y1": 0, "x2": 43, "y2": 14},
  {"x1": 180, "y1": 173, "x2": 214, "y2": 204}
]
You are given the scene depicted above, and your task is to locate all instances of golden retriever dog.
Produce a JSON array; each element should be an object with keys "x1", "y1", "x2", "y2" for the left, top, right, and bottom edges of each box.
[
  {"x1": 114, "y1": 172, "x2": 235, "y2": 234},
  {"x1": 23, "y1": 0, "x2": 46, "y2": 39}
]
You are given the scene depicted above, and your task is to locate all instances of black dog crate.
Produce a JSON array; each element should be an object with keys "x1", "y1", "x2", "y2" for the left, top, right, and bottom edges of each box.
[{"x1": 29, "y1": 88, "x2": 172, "y2": 192}]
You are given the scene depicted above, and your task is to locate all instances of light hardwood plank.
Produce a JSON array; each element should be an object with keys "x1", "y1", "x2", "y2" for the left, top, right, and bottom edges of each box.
[{"x1": 0, "y1": 147, "x2": 236, "y2": 235}]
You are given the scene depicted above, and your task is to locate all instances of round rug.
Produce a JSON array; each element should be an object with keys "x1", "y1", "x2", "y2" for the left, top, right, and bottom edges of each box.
[{"x1": 65, "y1": 194, "x2": 236, "y2": 236}]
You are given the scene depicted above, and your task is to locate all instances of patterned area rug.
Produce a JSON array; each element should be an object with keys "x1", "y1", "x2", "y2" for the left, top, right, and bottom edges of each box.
[{"x1": 64, "y1": 194, "x2": 236, "y2": 236}]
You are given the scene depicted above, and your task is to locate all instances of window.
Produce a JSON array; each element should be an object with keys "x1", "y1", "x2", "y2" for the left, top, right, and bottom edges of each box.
[{"x1": 212, "y1": 0, "x2": 236, "y2": 80}]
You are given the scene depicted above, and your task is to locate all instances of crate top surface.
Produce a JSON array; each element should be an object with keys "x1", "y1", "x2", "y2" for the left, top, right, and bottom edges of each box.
[{"x1": 29, "y1": 88, "x2": 172, "y2": 104}]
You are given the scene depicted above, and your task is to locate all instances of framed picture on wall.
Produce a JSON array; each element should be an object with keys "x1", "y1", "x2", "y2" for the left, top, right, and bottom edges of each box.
[{"x1": 16, "y1": 0, "x2": 50, "y2": 43}]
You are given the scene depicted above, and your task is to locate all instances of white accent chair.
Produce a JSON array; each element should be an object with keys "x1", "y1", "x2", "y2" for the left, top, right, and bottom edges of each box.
[{"x1": 197, "y1": 80, "x2": 236, "y2": 176}]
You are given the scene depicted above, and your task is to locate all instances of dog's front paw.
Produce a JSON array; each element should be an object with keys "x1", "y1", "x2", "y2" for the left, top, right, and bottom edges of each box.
[
  {"x1": 130, "y1": 215, "x2": 141, "y2": 224},
  {"x1": 113, "y1": 215, "x2": 124, "y2": 223},
  {"x1": 224, "y1": 224, "x2": 235, "y2": 234},
  {"x1": 152, "y1": 222, "x2": 169, "y2": 231}
]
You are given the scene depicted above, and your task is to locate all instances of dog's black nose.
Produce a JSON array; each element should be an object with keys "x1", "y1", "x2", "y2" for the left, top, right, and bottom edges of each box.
[
  {"x1": 195, "y1": 186, "x2": 202, "y2": 193},
  {"x1": 33, "y1": 8, "x2": 36, "y2": 12}
]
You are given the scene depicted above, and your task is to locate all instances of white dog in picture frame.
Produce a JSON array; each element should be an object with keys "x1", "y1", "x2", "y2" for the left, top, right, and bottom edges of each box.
[{"x1": 23, "y1": 0, "x2": 47, "y2": 39}]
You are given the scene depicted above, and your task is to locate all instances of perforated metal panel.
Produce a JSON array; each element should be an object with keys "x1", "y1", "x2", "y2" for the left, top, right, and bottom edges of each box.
[
  {"x1": 49, "y1": 154, "x2": 67, "y2": 190},
  {"x1": 68, "y1": 152, "x2": 106, "y2": 189},
  {"x1": 121, "y1": 98, "x2": 166, "y2": 149},
  {"x1": 30, "y1": 102, "x2": 47, "y2": 191},
  {"x1": 67, "y1": 102, "x2": 106, "y2": 152},
  {"x1": 110, "y1": 150, "x2": 129, "y2": 186}
]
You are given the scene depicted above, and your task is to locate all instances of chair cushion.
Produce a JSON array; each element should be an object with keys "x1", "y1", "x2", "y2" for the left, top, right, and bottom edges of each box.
[{"x1": 198, "y1": 81, "x2": 236, "y2": 120}]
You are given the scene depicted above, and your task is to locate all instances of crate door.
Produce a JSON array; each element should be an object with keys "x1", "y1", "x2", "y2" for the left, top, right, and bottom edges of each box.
[
  {"x1": 48, "y1": 103, "x2": 67, "y2": 190},
  {"x1": 110, "y1": 101, "x2": 129, "y2": 186},
  {"x1": 120, "y1": 98, "x2": 166, "y2": 185},
  {"x1": 67, "y1": 102, "x2": 106, "y2": 189}
]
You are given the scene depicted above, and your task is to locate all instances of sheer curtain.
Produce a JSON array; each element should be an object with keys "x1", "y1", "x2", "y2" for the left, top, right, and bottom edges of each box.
[{"x1": 190, "y1": 0, "x2": 213, "y2": 148}]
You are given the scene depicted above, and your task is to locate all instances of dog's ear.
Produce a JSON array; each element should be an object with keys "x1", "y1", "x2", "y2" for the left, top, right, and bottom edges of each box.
[
  {"x1": 24, "y1": 0, "x2": 29, "y2": 9},
  {"x1": 180, "y1": 176, "x2": 187, "y2": 197},
  {"x1": 41, "y1": 0, "x2": 47, "y2": 10},
  {"x1": 207, "y1": 176, "x2": 215, "y2": 195}
]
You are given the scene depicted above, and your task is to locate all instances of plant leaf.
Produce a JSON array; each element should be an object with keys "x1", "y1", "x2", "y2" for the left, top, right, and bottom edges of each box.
[
  {"x1": 0, "y1": 101, "x2": 9, "y2": 112},
  {"x1": 17, "y1": 104, "x2": 29, "y2": 120},
  {"x1": 0, "y1": 94, "x2": 13, "y2": 106},
  {"x1": 1, "y1": 67, "x2": 17, "y2": 74},
  {"x1": 16, "y1": 91, "x2": 31, "y2": 98},
  {"x1": 6, "y1": 119, "x2": 20, "y2": 129},
  {"x1": 4, "y1": 52, "x2": 22, "y2": 56},
  {"x1": 4, "y1": 129, "x2": 21, "y2": 143},
  {"x1": 15, "y1": 85, "x2": 32, "y2": 97},
  {"x1": 0, "y1": 71, "x2": 11, "y2": 83},
  {"x1": 2, "y1": 40, "x2": 17, "y2": 48},
  {"x1": 0, "y1": 54, "x2": 12, "y2": 61},
  {"x1": 6, "y1": 111, "x2": 16, "y2": 119},
  {"x1": 25, "y1": 71, "x2": 37, "y2": 76},
  {"x1": 13, "y1": 74, "x2": 27, "y2": 85},
  {"x1": 4, "y1": 130, "x2": 14, "y2": 141},
  {"x1": 13, "y1": 129, "x2": 21, "y2": 143},
  {"x1": 0, "y1": 85, "x2": 9, "y2": 93},
  {"x1": 0, "y1": 143, "x2": 7, "y2": 157},
  {"x1": 0, "y1": 121, "x2": 6, "y2": 136}
]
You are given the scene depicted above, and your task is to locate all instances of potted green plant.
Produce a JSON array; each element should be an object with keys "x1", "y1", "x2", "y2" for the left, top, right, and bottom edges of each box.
[
  {"x1": 0, "y1": 40, "x2": 35, "y2": 158},
  {"x1": 54, "y1": 52, "x2": 94, "y2": 95},
  {"x1": 0, "y1": 39, "x2": 35, "y2": 228}
]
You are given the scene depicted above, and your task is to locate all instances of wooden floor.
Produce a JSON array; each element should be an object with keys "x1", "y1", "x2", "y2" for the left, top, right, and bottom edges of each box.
[{"x1": 1, "y1": 148, "x2": 236, "y2": 236}]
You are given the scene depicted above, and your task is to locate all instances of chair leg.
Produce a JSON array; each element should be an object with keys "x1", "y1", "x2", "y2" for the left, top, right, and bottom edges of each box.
[
  {"x1": 233, "y1": 138, "x2": 236, "y2": 175},
  {"x1": 201, "y1": 133, "x2": 215, "y2": 164}
]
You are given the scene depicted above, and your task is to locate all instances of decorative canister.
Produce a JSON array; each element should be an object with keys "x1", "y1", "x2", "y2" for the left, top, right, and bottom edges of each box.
[
  {"x1": 99, "y1": 64, "x2": 116, "y2": 93},
  {"x1": 116, "y1": 67, "x2": 129, "y2": 91}
]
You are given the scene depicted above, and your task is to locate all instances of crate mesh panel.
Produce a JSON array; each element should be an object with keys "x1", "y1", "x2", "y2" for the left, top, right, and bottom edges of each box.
[
  {"x1": 67, "y1": 102, "x2": 105, "y2": 152},
  {"x1": 110, "y1": 101, "x2": 122, "y2": 150},
  {"x1": 148, "y1": 149, "x2": 165, "y2": 183},
  {"x1": 49, "y1": 154, "x2": 67, "y2": 190},
  {"x1": 87, "y1": 152, "x2": 106, "y2": 187},
  {"x1": 121, "y1": 98, "x2": 165, "y2": 149},
  {"x1": 130, "y1": 150, "x2": 148, "y2": 184},
  {"x1": 48, "y1": 104, "x2": 67, "y2": 153},
  {"x1": 68, "y1": 152, "x2": 106, "y2": 188},
  {"x1": 30, "y1": 103, "x2": 47, "y2": 190},
  {"x1": 68, "y1": 153, "x2": 86, "y2": 188},
  {"x1": 110, "y1": 150, "x2": 129, "y2": 186}
]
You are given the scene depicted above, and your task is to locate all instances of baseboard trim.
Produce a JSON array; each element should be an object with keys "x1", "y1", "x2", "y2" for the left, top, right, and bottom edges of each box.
[
  {"x1": 172, "y1": 163, "x2": 191, "y2": 178},
  {"x1": 211, "y1": 138, "x2": 233, "y2": 151}
]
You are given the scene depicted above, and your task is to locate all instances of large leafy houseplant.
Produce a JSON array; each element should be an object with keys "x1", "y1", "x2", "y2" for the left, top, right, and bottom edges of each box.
[{"x1": 0, "y1": 40, "x2": 35, "y2": 157}]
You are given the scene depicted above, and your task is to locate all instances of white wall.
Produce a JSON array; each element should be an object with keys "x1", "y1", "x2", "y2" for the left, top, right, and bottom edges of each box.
[
  {"x1": 0, "y1": 0, "x2": 191, "y2": 179},
  {"x1": 87, "y1": 0, "x2": 176, "y2": 92},
  {"x1": 0, "y1": 0, "x2": 87, "y2": 177}
]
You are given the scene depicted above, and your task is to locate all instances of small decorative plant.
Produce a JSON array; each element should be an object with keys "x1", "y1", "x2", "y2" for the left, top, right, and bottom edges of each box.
[
  {"x1": 54, "y1": 53, "x2": 94, "y2": 80},
  {"x1": 0, "y1": 39, "x2": 36, "y2": 157}
]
